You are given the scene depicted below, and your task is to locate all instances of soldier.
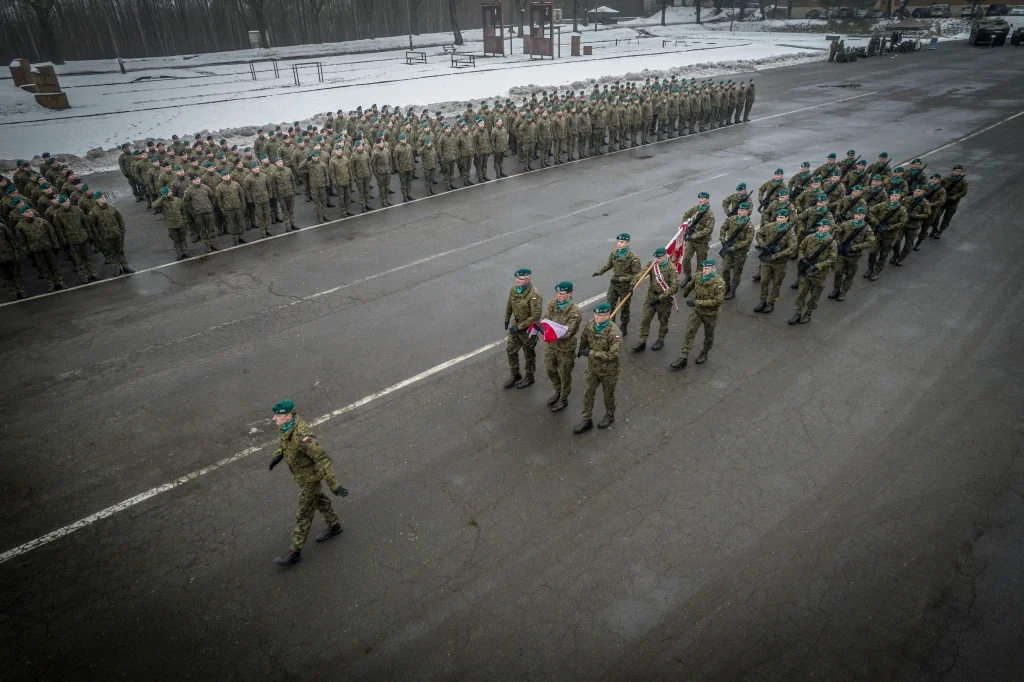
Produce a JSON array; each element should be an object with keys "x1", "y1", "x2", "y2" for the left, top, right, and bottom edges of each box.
[
  {"x1": 468, "y1": 120, "x2": 489, "y2": 182},
  {"x1": 491, "y1": 118, "x2": 509, "y2": 178},
  {"x1": 753, "y1": 208, "x2": 797, "y2": 314},
  {"x1": 867, "y1": 152, "x2": 891, "y2": 179},
  {"x1": 371, "y1": 137, "x2": 394, "y2": 206},
  {"x1": 796, "y1": 177, "x2": 824, "y2": 212},
  {"x1": 718, "y1": 201, "x2": 755, "y2": 299},
  {"x1": 757, "y1": 169, "x2": 786, "y2": 216},
  {"x1": 789, "y1": 219, "x2": 837, "y2": 325},
  {"x1": 843, "y1": 159, "x2": 869, "y2": 188},
  {"x1": 267, "y1": 399, "x2": 349, "y2": 567},
  {"x1": 215, "y1": 172, "x2": 247, "y2": 245},
  {"x1": 15, "y1": 206, "x2": 65, "y2": 291},
  {"x1": 90, "y1": 192, "x2": 136, "y2": 275},
  {"x1": 930, "y1": 164, "x2": 968, "y2": 238},
  {"x1": 542, "y1": 281, "x2": 582, "y2": 413},
  {"x1": 829, "y1": 37, "x2": 839, "y2": 61},
  {"x1": 813, "y1": 153, "x2": 839, "y2": 183},
  {"x1": 418, "y1": 137, "x2": 439, "y2": 196},
  {"x1": 552, "y1": 109, "x2": 568, "y2": 163},
  {"x1": 0, "y1": 220, "x2": 25, "y2": 299},
  {"x1": 888, "y1": 166, "x2": 909, "y2": 198},
  {"x1": 503, "y1": 268, "x2": 542, "y2": 389},
  {"x1": 153, "y1": 186, "x2": 193, "y2": 259},
  {"x1": 395, "y1": 134, "x2": 415, "y2": 201},
  {"x1": 244, "y1": 162, "x2": 274, "y2": 237},
  {"x1": 519, "y1": 112, "x2": 537, "y2": 170},
  {"x1": 631, "y1": 247, "x2": 679, "y2": 353},
  {"x1": 326, "y1": 147, "x2": 350, "y2": 217},
  {"x1": 789, "y1": 161, "x2": 813, "y2": 197},
  {"x1": 865, "y1": 190, "x2": 908, "y2": 281},
  {"x1": 823, "y1": 169, "x2": 846, "y2": 208},
  {"x1": 573, "y1": 302, "x2": 621, "y2": 433},
  {"x1": 828, "y1": 206, "x2": 875, "y2": 302},
  {"x1": 680, "y1": 191, "x2": 716, "y2": 283},
  {"x1": 183, "y1": 174, "x2": 219, "y2": 252},
  {"x1": 671, "y1": 258, "x2": 726, "y2": 369},
  {"x1": 274, "y1": 158, "x2": 300, "y2": 229},
  {"x1": 118, "y1": 144, "x2": 143, "y2": 201},
  {"x1": 351, "y1": 141, "x2": 374, "y2": 211},
  {"x1": 261, "y1": 155, "x2": 282, "y2": 224},
  {"x1": 721, "y1": 182, "x2": 750, "y2": 217},
  {"x1": 893, "y1": 185, "x2": 931, "y2": 266},
  {"x1": 592, "y1": 232, "x2": 643, "y2": 337},
  {"x1": 914, "y1": 172, "x2": 946, "y2": 248}
]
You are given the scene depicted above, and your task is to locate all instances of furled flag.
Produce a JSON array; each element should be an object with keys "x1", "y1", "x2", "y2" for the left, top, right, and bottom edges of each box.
[
  {"x1": 665, "y1": 222, "x2": 687, "y2": 275},
  {"x1": 529, "y1": 319, "x2": 570, "y2": 342}
]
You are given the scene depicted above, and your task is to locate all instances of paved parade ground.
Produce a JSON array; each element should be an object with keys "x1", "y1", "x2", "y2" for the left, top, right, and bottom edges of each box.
[{"x1": 2, "y1": 45, "x2": 1023, "y2": 680}]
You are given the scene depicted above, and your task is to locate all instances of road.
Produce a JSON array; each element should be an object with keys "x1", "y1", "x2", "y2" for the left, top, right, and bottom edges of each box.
[{"x1": 1, "y1": 45, "x2": 1022, "y2": 680}]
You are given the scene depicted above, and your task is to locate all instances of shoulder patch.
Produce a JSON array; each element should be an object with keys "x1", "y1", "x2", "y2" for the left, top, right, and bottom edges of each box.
[{"x1": 302, "y1": 436, "x2": 313, "y2": 443}]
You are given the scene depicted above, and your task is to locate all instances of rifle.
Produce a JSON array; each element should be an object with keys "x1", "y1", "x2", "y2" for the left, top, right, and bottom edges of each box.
[
  {"x1": 872, "y1": 200, "x2": 909, "y2": 235},
  {"x1": 822, "y1": 178, "x2": 844, "y2": 200},
  {"x1": 865, "y1": 185, "x2": 886, "y2": 205},
  {"x1": 837, "y1": 224, "x2": 867, "y2": 255},
  {"x1": 839, "y1": 155, "x2": 861, "y2": 176},
  {"x1": 758, "y1": 226, "x2": 791, "y2": 263},
  {"x1": 718, "y1": 220, "x2": 749, "y2": 257},
  {"x1": 834, "y1": 198, "x2": 864, "y2": 224},
  {"x1": 758, "y1": 182, "x2": 782, "y2": 212},
  {"x1": 797, "y1": 237, "x2": 834, "y2": 276},
  {"x1": 683, "y1": 209, "x2": 706, "y2": 241},
  {"x1": 725, "y1": 194, "x2": 747, "y2": 218},
  {"x1": 942, "y1": 174, "x2": 967, "y2": 201},
  {"x1": 869, "y1": 158, "x2": 891, "y2": 177}
]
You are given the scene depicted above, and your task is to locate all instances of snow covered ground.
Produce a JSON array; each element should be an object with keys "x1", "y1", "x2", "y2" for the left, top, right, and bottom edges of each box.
[{"x1": 0, "y1": 20, "x2": 865, "y2": 170}]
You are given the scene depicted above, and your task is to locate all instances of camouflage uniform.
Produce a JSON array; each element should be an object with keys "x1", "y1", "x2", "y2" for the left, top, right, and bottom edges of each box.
[
  {"x1": 793, "y1": 233, "x2": 838, "y2": 319},
  {"x1": 505, "y1": 283, "x2": 543, "y2": 382},
  {"x1": 578, "y1": 319, "x2": 622, "y2": 421},
  {"x1": 90, "y1": 203, "x2": 131, "y2": 272},
  {"x1": 275, "y1": 417, "x2": 342, "y2": 553},
  {"x1": 183, "y1": 182, "x2": 218, "y2": 250},
  {"x1": 53, "y1": 203, "x2": 98, "y2": 281},
  {"x1": 328, "y1": 152, "x2": 352, "y2": 215},
  {"x1": 473, "y1": 124, "x2": 492, "y2": 179},
  {"x1": 680, "y1": 204, "x2": 716, "y2": 280},
  {"x1": 543, "y1": 297, "x2": 582, "y2": 401},
  {"x1": 274, "y1": 164, "x2": 298, "y2": 228},
  {"x1": 215, "y1": 178, "x2": 247, "y2": 241},
  {"x1": 756, "y1": 222, "x2": 797, "y2": 307},
  {"x1": 307, "y1": 156, "x2": 330, "y2": 222},
  {"x1": 370, "y1": 144, "x2": 393, "y2": 206},
  {"x1": 866, "y1": 200, "x2": 908, "y2": 277},
  {"x1": 831, "y1": 217, "x2": 875, "y2": 297},
  {"x1": 634, "y1": 258, "x2": 680, "y2": 345},
  {"x1": 896, "y1": 193, "x2": 932, "y2": 262},
  {"x1": 934, "y1": 172, "x2": 968, "y2": 235},
  {"x1": 594, "y1": 247, "x2": 643, "y2": 334},
  {"x1": 0, "y1": 224, "x2": 26, "y2": 297},
  {"x1": 351, "y1": 147, "x2": 373, "y2": 210},
  {"x1": 679, "y1": 270, "x2": 726, "y2": 359},
  {"x1": 394, "y1": 141, "x2": 415, "y2": 200},
  {"x1": 152, "y1": 193, "x2": 191, "y2": 258},
  {"x1": 418, "y1": 141, "x2": 438, "y2": 194},
  {"x1": 244, "y1": 169, "x2": 273, "y2": 236},
  {"x1": 717, "y1": 215, "x2": 754, "y2": 294},
  {"x1": 490, "y1": 125, "x2": 509, "y2": 177},
  {"x1": 17, "y1": 215, "x2": 65, "y2": 288}
]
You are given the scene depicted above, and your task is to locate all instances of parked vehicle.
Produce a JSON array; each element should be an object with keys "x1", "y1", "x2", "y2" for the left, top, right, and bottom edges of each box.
[
  {"x1": 805, "y1": 9, "x2": 823, "y2": 19},
  {"x1": 961, "y1": 6, "x2": 980, "y2": 17},
  {"x1": 865, "y1": 9, "x2": 888, "y2": 18},
  {"x1": 1009, "y1": 6, "x2": 1024, "y2": 15},
  {"x1": 986, "y1": 4, "x2": 1011, "y2": 15},
  {"x1": 913, "y1": 4, "x2": 951, "y2": 18},
  {"x1": 970, "y1": 14, "x2": 1010, "y2": 44}
]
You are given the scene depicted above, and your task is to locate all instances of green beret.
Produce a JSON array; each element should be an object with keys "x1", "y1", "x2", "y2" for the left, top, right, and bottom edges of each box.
[
  {"x1": 879, "y1": 152, "x2": 888, "y2": 158},
  {"x1": 57, "y1": 194, "x2": 68, "y2": 202},
  {"x1": 310, "y1": 151, "x2": 319, "y2": 158},
  {"x1": 851, "y1": 184, "x2": 863, "y2": 191},
  {"x1": 160, "y1": 186, "x2": 170, "y2": 195},
  {"x1": 929, "y1": 172, "x2": 941, "y2": 179},
  {"x1": 250, "y1": 162, "x2": 259, "y2": 168},
  {"x1": 423, "y1": 137, "x2": 432, "y2": 144},
  {"x1": 515, "y1": 268, "x2": 532, "y2": 277},
  {"x1": 654, "y1": 247, "x2": 667, "y2": 257},
  {"x1": 616, "y1": 233, "x2": 630, "y2": 241},
  {"x1": 847, "y1": 150, "x2": 856, "y2": 156},
  {"x1": 736, "y1": 183, "x2": 746, "y2": 191},
  {"x1": 776, "y1": 208, "x2": 789, "y2": 217},
  {"x1": 697, "y1": 191, "x2": 709, "y2": 199},
  {"x1": 39, "y1": 182, "x2": 50, "y2": 190},
  {"x1": 398, "y1": 133, "x2": 407, "y2": 140},
  {"x1": 872, "y1": 174, "x2": 883, "y2": 180},
  {"x1": 894, "y1": 166, "x2": 904, "y2": 172},
  {"x1": 203, "y1": 161, "x2": 213, "y2": 167},
  {"x1": 594, "y1": 302, "x2": 611, "y2": 314},
  {"x1": 219, "y1": 170, "x2": 228, "y2": 176},
  {"x1": 738, "y1": 202, "x2": 751, "y2": 210},
  {"x1": 259, "y1": 153, "x2": 268, "y2": 159},
  {"x1": 854, "y1": 206, "x2": 867, "y2": 214},
  {"x1": 555, "y1": 281, "x2": 573, "y2": 292},
  {"x1": 777, "y1": 188, "x2": 789, "y2": 196},
  {"x1": 17, "y1": 204, "x2": 30, "y2": 213},
  {"x1": 272, "y1": 399, "x2": 295, "y2": 415},
  {"x1": 816, "y1": 218, "x2": 831, "y2": 226},
  {"x1": 801, "y1": 161, "x2": 810, "y2": 168},
  {"x1": 774, "y1": 168, "x2": 784, "y2": 174},
  {"x1": 702, "y1": 259, "x2": 716, "y2": 267},
  {"x1": 953, "y1": 164, "x2": 963, "y2": 170},
  {"x1": 912, "y1": 158, "x2": 921, "y2": 163},
  {"x1": 92, "y1": 191, "x2": 103, "y2": 199},
  {"x1": 812, "y1": 175, "x2": 822, "y2": 182},
  {"x1": 856, "y1": 159, "x2": 867, "y2": 166},
  {"x1": 827, "y1": 153, "x2": 836, "y2": 159},
  {"x1": 816, "y1": 194, "x2": 828, "y2": 202}
]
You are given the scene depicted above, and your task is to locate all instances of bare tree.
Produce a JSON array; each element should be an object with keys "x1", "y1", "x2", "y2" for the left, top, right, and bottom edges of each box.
[
  {"x1": 573, "y1": 0, "x2": 579, "y2": 32},
  {"x1": 696, "y1": 0, "x2": 703, "y2": 24},
  {"x1": 448, "y1": 0, "x2": 463, "y2": 44},
  {"x1": 240, "y1": 0, "x2": 270, "y2": 47},
  {"x1": 409, "y1": 0, "x2": 424, "y2": 34},
  {"x1": 661, "y1": 0, "x2": 667, "y2": 26},
  {"x1": 19, "y1": 0, "x2": 62, "y2": 63},
  {"x1": 512, "y1": 0, "x2": 525, "y2": 36}
]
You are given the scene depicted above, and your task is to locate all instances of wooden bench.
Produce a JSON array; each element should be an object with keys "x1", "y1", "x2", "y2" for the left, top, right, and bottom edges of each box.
[
  {"x1": 405, "y1": 51, "x2": 427, "y2": 65},
  {"x1": 451, "y1": 54, "x2": 476, "y2": 68},
  {"x1": 442, "y1": 44, "x2": 458, "y2": 54}
]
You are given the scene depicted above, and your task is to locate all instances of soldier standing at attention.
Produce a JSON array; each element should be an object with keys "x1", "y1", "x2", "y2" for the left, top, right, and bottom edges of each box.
[
  {"x1": 268, "y1": 399, "x2": 349, "y2": 567},
  {"x1": 89, "y1": 192, "x2": 136, "y2": 276},
  {"x1": 215, "y1": 172, "x2": 247, "y2": 245},
  {"x1": 930, "y1": 164, "x2": 968, "y2": 238},
  {"x1": 592, "y1": 232, "x2": 642, "y2": 337},
  {"x1": 351, "y1": 141, "x2": 374, "y2": 211},
  {"x1": 789, "y1": 219, "x2": 838, "y2": 325},
  {"x1": 672, "y1": 259, "x2": 726, "y2": 369},
  {"x1": 15, "y1": 205, "x2": 65, "y2": 290},
  {"x1": 152, "y1": 187, "x2": 193, "y2": 259},
  {"x1": 53, "y1": 194, "x2": 100, "y2": 280},
  {"x1": 183, "y1": 174, "x2": 219, "y2": 252},
  {"x1": 542, "y1": 281, "x2": 582, "y2": 413},
  {"x1": 491, "y1": 118, "x2": 509, "y2": 178},
  {"x1": 395, "y1": 134, "x2": 416, "y2": 201},
  {"x1": 680, "y1": 191, "x2": 716, "y2": 284},
  {"x1": 743, "y1": 78, "x2": 755, "y2": 122},
  {"x1": 504, "y1": 268, "x2": 543, "y2": 389},
  {"x1": 574, "y1": 302, "x2": 622, "y2": 434},
  {"x1": 631, "y1": 247, "x2": 680, "y2": 353},
  {"x1": 371, "y1": 136, "x2": 394, "y2": 206}
]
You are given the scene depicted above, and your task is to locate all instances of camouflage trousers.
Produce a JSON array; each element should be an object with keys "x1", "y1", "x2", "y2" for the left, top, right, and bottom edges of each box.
[
  {"x1": 507, "y1": 329, "x2": 538, "y2": 378},
  {"x1": 474, "y1": 154, "x2": 489, "y2": 179},
  {"x1": 581, "y1": 370, "x2": 617, "y2": 420},
  {"x1": 68, "y1": 241, "x2": 96, "y2": 281},
  {"x1": 375, "y1": 173, "x2": 392, "y2": 205},
  {"x1": 166, "y1": 227, "x2": 188, "y2": 259},
  {"x1": 519, "y1": 141, "x2": 535, "y2": 167},
  {"x1": 309, "y1": 186, "x2": 326, "y2": 222},
  {"x1": 721, "y1": 248, "x2": 749, "y2": 291},
  {"x1": 868, "y1": 233, "x2": 898, "y2": 274},
  {"x1": 606, "y1": 285, "x2": 634, "y2": 329},
  {"x1": 278, "y1": 194, "x2": 295, "y2": 227},
  {"x1": 680, "y1": 309, "x2": 718, "y2": 357},
  {"x1": 290, "y1": 481, "x2": 339, "y2": 552},
  {"x1": 935, "y1": 201, "x2": 959, "y2": 232},
  {"x1": 102, "y1": 236, "x2": 128, "y2": 268},
  {"x1": 896, "y1": 225, "x2": 921, "y2": 261},
  {"x1": 458, "y1": 157, "x2": 472, "y2": 184},
  {"x1": 709, "y1": 106, "x2": 719, "y2": 129},
  {"x1": 833, "y1": 254, "x2": 861, "y2": 293},
  {"x1": 794, "y1": 274, "x2": 827, "y2": 313},
  {"x1": 356, "y1": 176, "x2": 372, "y2": 207},
  {"x1": 545, "y1": 347, "x2": 576, "y2": 397},
  {"x1": 682, "y1": 240, "x2": 710, "y2": 280},
  {"x1": 638, "y1": 298, "x2": 673, "y2": 342},
  {"x1": 553, "y1": 138, "x2": 565, "y2": 161},
  {"x1": 494, "y1": 153, "x2": 505, "y2": 176},
  {"x1": 398, "y1": 170, "x2": 413, "y2": 198},
  {"x1": 0, "y1": 259, "x2": 25, "y2": 296},
  {"x1": 194, "y1": 212, "x2": 216, "y2": 247},
  {"x1": 591, "y1": 130, "x2": 604, "y2": 152},
  {"x1": 734, "y1": 105, "x2": 743, "y2": 125},
  {"x1": 743, "y1": 100, "x2": 753, "y2": 121},
  {"x1": 30, "y1": 248, "x2": 63, "y2": 285},
  {"x1": 221, "y1": 208, "x2": 245, "y2": 238},
  {"x1": 758, "y1": 260, "x2": 788, "y2": 303},
  {"x1": 422, "y1": 167, "x2": 436, "y2": 192},
  {"x1": 253, "y1": 200, "x2": 272, "y2": 236}
]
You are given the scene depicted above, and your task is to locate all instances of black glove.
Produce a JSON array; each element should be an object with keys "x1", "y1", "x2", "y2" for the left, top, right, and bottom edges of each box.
[
  {"x1": 509, "y1": 324, "x2": 519, "y2": 334},
  {"x1": 504, "y1": 320, "x2": 509, "y2": 330},
  {"x1": 686, "y1": 299, "x2": 695, "y2": 308},
  {"x1": 579, "y1": 347, "x2": 590, "y2": 357},
  {"x1": 806, "y1": 264, "x2": 818, "y2": 275},
  {"x1": 649, "y1": 295, "x2": 659, "y2": 307},
  {"x1": 332, "y1": 485, "x2": 349, "y2": 497},
  {"x1": 268, "y1": 453, "x2": 283, "y2": 471},
  {"x1": 609, "y1": 276, "x2": 619, "y2": 284},
  {"x1": 592, "y1": 271, "x2": 600, "y2": 277}
]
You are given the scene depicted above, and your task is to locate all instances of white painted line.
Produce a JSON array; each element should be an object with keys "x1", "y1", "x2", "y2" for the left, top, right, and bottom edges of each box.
[
  {"x1": 898, "y1": 109, "x2": 1024, "y2": 167},
  {"x1": 0, "y1": 89, "x2": 882, "y2": 310},
  {"x1": 0, "y1": 292, "x2": 609, "y2": 566}
]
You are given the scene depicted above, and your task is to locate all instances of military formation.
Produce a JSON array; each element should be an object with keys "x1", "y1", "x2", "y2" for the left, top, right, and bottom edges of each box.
[{"x1": 503, "y1": 152, "x2": 969, "y2": 433}]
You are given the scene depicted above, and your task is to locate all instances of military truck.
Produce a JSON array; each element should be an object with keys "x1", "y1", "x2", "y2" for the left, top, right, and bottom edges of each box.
[{"x1": 969, "y1": 14, "x2": 1010, "y2": 45}]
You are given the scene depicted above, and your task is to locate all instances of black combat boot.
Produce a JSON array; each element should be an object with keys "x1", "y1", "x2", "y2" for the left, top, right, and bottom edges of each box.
[
  {"x1": 550, "y1": 398, "x2": 568, "y2": 413},
  {"x1": 754, "y1": 300, "x2": 767, "y2": 313},
  {"x1": 573, "y1": 419, "x2": 593, "y2": 434},
  {"x1": 632, "y1": 341, "x2": 647, "y2": 352},
  {"x1": 503, "y1": 373, "x2": 522, "y2": 389},
  {"x1": 547, "y1": 392, "x2": 561, "y2": 406},
  {"x1": 597, "y1": 414, "x2": 615, "y2": 429},
  {"x1": 516, "y1": 375, "x2": 535, "y2": 389},
  {"x1": 836, "y1": 291, "x2": 846, "y2": 301},
  {"x1": 788, "y1": 313, "x2": 802, "y2": 325},
  {"x1": 827, "y1": 288, "x2": 840, "y2": 299},
  {"x1": 752, "y1": 273, "x2": 761, "y2": 282},
  {"x1": 314, "y1": 524, "x2": 343, "y2": 542},
  {"x1": 651, "y1": 338, "x2": 664, "y2": 351},
  {"x1": 790, "y1": 280, "x2": 799, "y2": 290},
  {"x1": 670, "y1": 356, "x2": 687, "y2": 370},
  {"x1": 800, "y1": 311, "x2": 812, "y2": 324},
  {"x1": 272, "y1": 550, "x2": 301, "y2": 566},
  {"x1": 724, "y1": 287, "x2": 735, "y2": 300},
  {"x1": 695, "y1": 351, "x2": 708, "y2": 365},
  {"x1": 763, "y1": 302, "x2": 775, "y2": 313},
  {"x1": 620, "y1": 323, "x2": 628, "y2": 337}
]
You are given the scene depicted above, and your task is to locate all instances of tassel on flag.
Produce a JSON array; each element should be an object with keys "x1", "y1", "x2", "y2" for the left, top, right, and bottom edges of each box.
[
  {"x1": 530, "y1": 319, "x2": 570, "y2": 342},
  {"x1": 666, "y1": 222, "x2": 688, "y2": 275}
]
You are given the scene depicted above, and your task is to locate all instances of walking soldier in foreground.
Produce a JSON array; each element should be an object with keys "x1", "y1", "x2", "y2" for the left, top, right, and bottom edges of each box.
[
  {"x1": 789, "y1": 219, "x2": 837, "y2": 325},
  {"x1": 542, "y1": 281, "x2": 582, "y2": 413},
  {"x1": 268, "y1": 399, "x2": 349, "y2": 567},
  {"x1": 672, "y1": 258, "x2": 725, "y2": 369},
  {"x1": 632, "y1": 247, "x2": 680, "y2": 353},
  {"x1": 504, "y1": 268, "x2": 543, "y2": 389},
  {"x1": 592, "y1": 232, "x2": 642, "y2": 336},
  {"x1": 574, "y1": 302, "x2": 622, "y2": 434}
]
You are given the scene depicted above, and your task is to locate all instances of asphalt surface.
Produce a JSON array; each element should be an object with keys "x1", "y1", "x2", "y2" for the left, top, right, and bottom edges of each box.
[{"x1": 1, "y1": 45, "x2": 1022, "y2": 681}]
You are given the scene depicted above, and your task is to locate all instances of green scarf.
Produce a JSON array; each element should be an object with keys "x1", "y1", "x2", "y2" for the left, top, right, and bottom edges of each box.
[
  {"x1": 594, "y1": 320, "x2": 610, "y2": 333},
  {"x1": 280, "y1": 417, "x2": 295, "y2": 434},
  {"x1": 776, "y1": 222, "x2": 789, "y2": 231},
  {"x1": 697, "y1": 203, "x2": 709, "y2": 211},
  {"x1": 815, "y1": 231, "x2": 829, "y2": 241},
  {"x1": 889, "y1": 201, "x2": 899, "y2": 208},
  {"x1": 701, "y1": 269, "x2": 717, "y2": 282},
  {"x1": 615, "y1": 247, "x2": 629, "y2": 259},
  {"x1": 556, "y1": 298, "x2": 572, "y2": 310},
  {"x1": 737, "y1": 215, "x2": 749, "y2": 223},
  {"x1": 853, "y1": 218, "x2": 865, "y2": 227},
  {"x1": 515, "y1": 284, "x2": 527, "y2": 294},
  {"x1": 773, "y1": 179, "x2": 782, "y2": 185}
]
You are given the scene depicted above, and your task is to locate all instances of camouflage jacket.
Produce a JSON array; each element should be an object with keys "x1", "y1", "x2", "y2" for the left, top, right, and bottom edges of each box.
[
  {"x1": 351, "y1": 149, "x2": 372, "y2": 179},
  {"x1": 542, "y1": 298, "x2": 582, "y2": 353},
  {"x1": 90, "y1": 203, "x2": 126, "y2": 240},
  {"x1": 274, "y1": 165, "x2": 296, "y2": 196},
  {"x1": 596, "y1": 248, "x2": 643, "y2": 290},
  {"x1": 275, "y1": 416, "x2": 340, "y2": 488},
  {"x1": 394, "y1": 143, "x2": 415, "y2": 172},
  {"x1": 756, "y1": 223, "x2": 797, "y2": 262},
  {"x1": 634, "y1": 258, "x2": 679, "y2": 301},
  {"x1": 578, "y1": 320, "x2": 621, "y2": 375},
  {"x1": 370, "y1": 146, "x2": 391, "y2": 175},
  {"x1": 719, "y1": 216, "x2": 754, "y2": 253},
  {"x1": 184, "y1": 183, "x2": 215, "y2": 215},
  {"x1": 329, "y1": 155, "x2": 351, "y2": 185},
  {"x1": 681, "y1": 205, "x2": 715, "y2": 244},
  {"x1": 868, "y1": 201, "x2": 908, "y2": 236},
  {"x1": 505, "y1": 284, "x2": 542, "y2": 330},
  {"x1": 834, "y1": 219, "x2": 876, "y2": 258},
  {"x1": 797, "y1": 234, "x2": 838, "y2": 277},
  {"x1": 53, "y1": 204, "x2": 91, "y2": 244},
  {"x1": 215, "y1": 180, "x2": 246, "y2": 211},
  {"x1": 418, "y1": 144, "x2": 438, "y2": 170},
  {"x1": 0, "y1": 224, "x2": 18, "y2": 262},
  {"x1": 681, "y1": 272, "x2": 726, "y2": 312},
  {"x1": 17, "y1": 216, "x2": 60, "y2": 253},
  {"x1": 244, "y1": 171, "x2": 272, "y2": 202},
  {"x1": 153, "y1": 194, "x2": 187, "y2": 230},
  {"x1": 307, "y1": 159, "x2": 329, "y2": 188},
  {"x1": 941, "y1": 175, "x2": 968, "y2": 203},
  {"x1": 903, "y1": 195, "x2": 932, "y2": 226},
  {"x1": 721, "y1": 191, "x2": 750, "y2": 217}
]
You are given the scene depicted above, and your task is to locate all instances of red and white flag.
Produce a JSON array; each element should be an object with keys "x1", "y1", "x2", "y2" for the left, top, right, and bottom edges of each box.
[
  {"x1": 665, "y1": 222, "x2": 687, "y2": 275},
  {"x1": 530, "y1": 319, "x2": 570, "y2": 342}
]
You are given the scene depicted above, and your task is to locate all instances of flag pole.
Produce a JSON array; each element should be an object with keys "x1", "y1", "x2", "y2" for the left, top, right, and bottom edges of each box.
[{"x1": 608, "y1": 223, "x2": 686, "y2": 321}]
